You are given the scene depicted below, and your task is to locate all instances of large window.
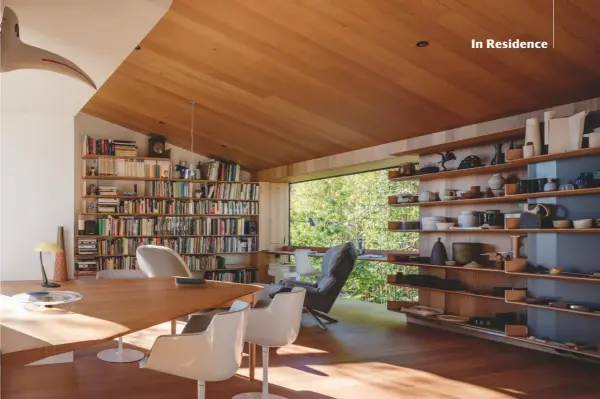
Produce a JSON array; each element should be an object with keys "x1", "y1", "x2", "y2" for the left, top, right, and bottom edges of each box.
[{"x1": 290, "y1": 168, "x2": 418, "y2": 304}]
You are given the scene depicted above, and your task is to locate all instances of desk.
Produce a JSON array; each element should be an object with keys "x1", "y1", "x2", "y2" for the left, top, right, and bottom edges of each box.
[{"x1": 0, "y1": 279, "x2": 261, "y2": 373}]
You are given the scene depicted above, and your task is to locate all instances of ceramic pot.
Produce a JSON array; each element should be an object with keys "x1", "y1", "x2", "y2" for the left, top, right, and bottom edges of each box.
[
  {"x1": 458, "y1": 210, "x2": 479, "y2": 228},
  {"x1": 525, "y1": 118, "x2": 542, "y2": 156},
  {"x1": 430, "y1": 238, "x2": 448, "y2": 266},
  {"x1": 523, "y1": 142, "x2": 535, "y2": 158},
  {"x1": 452, "y1": 242, "x2": 483, "y2": 265},
  {"x1": 586, "y1": 131, "x2": 600, "y2": 148},
  {"x1": 488, "y1": 173, "x2": 505, "y2": 190},
  {"x1": 398, "y1": 162, "x2": 416, "y2": 176},
  {"x1": 543, "y1": 179, "x2": 557, "y2": 192},
  {"x1": 574, "y1": 172, "x2": 592, "y2": 189},
  {"x1": 418, "y1": 191, "x2": 437, "y2": 202}
]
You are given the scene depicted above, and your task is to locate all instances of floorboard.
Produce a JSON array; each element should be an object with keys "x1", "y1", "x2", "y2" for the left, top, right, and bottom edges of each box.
[{"x1": 2, "y1": 299, "x2": 600, "y2": 399}]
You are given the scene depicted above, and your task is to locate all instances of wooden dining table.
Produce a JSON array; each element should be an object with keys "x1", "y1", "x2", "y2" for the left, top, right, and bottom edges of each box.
[{"x1": 0, "y1": 278, "x2": 262, "y2": 375}]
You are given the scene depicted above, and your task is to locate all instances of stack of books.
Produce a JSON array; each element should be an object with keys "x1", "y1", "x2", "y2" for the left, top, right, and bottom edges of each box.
[
  {"x1": 75, "y1": 258, "x2": 99, "y2": 275},
  {"x1": 113, "y1": 140, "x2": 138, "y2": 157},
  {"x1": 97, "y1": 198, "x2": 119, "y2": 213},
  {"x1": 98, "y1": 186, "x2": 118, "y2": 196},
  {"x1": 77, "y1": 238, "x2": 98, "y2": 254}
]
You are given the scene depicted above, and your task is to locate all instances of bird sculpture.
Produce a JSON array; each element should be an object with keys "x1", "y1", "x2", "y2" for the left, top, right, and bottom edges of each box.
[{"x1": 1, "y1": 6, "x2": 96, "y2": 89}]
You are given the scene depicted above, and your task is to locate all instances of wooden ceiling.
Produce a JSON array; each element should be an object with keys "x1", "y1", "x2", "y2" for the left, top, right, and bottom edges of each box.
[{"x1": 83, "y1": 0, "x2": 600, "y2": 171}]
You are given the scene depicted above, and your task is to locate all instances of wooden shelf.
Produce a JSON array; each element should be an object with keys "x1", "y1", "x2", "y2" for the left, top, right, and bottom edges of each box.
[
  {"x1": 387, "y1": 280, "x2": 505, "y2": 302},
  {"x1": 82, "y1": 176, "x2": 259, "y2": 184},
  {"x1": 506, "y1": 300, "x2": 600, "y2": 319},
  {"x1": 83, "y1": 195, "x2": 258, "y2": 202},
  {"x1": 388, "y1": 261, "x2": 505, "y2": 273},
  {"x1": 505, "y1": 271, "x2": 600, "y2": 284},
  {"x1": 388, "y1": 162, "x2": 526, "y2": 182},
  {"x1": 391, "y1": 139, "x2": 600, "y2": 162},
  {"x1": 390, "y1": 127, "x2": 525, "y2": 157},
  {"x1": 388, "y1": 187, "x2": 600, "y2": 207},
  {"x1": 80, "y1": 213, "x2": 258, "y2": 217},
  {"x1": 389, "y1": 228, "x2": 600, "y2": 234},
  {"x1": 82, "y1": 155, "x2": 169, "y2": 161},
  {"x1": 76, "y1": 234, "x2": 258, "y2": 238},
  {"x1": 394, "y1": 311, "x2": 600, "y2": 360},
  {"x1": 75, "y1": 252, "x2": 258, "y2": 258}
]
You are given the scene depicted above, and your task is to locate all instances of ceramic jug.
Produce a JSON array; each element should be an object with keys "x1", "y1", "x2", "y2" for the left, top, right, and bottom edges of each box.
[
  {"x1": 458, "y1": 210, "x2": 479, "y2": 228},
  {"x1": 488, "y1": 173, "x2": 505, "y2": 190}
]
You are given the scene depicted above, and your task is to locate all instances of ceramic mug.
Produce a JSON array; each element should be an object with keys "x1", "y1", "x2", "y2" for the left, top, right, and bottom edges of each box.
[{"x1": 470, "y1": 186, "x2": 481, "y2": 194}]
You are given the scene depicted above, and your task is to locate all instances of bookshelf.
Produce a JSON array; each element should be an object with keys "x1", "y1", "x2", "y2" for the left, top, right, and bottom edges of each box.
[{"x1": 76, "y1": 136, "x2": 260, "y2": 280}]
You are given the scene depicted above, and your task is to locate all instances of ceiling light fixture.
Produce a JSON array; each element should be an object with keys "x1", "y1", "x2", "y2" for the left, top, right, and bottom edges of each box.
[
  {"x1": 158, "y1": 121, "x2": 165, "y2": 125},
  {"x1": 135, "y1": 45, "x2": 141, "y2": 50},
  {"x1": 416, "y1": 41, "x2": 429, "y2": 48}
]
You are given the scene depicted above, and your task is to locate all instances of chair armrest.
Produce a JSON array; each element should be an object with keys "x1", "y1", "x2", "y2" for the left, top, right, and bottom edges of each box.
[
  {"x1": 281, "y1": 280, "x2": 317, "y2": 288},
  {"x1": 182, "y1": 314, "x2": 214, "y2": 334}
]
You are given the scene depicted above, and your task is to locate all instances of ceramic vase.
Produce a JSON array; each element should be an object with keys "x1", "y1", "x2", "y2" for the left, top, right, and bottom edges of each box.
[
  {"x1": 543, "y1": 110, "x2": 556, "y2": 144},
  {"x1": 430, "y1": 238, "x2": 448, "y2": 265},
  {"x1": 568, "y1": 111, "x2": 587, "y2": 150},
  {"x1": 488, "y1": 173, "x2": 505, "y2": 190},
  {"x1": 54, "y1": 226, "x2": 68, "y2": 282},
  {"x1": 525, "y1": 118, "x2": 542, "y2": 156},
  {"x1": 523, "y1": 142, "x2": 535, "y2": 158}
]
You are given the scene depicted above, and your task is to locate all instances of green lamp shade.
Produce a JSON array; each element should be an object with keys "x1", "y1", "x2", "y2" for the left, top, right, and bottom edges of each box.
[{"x1": 34, "y1": 242, "x2": 63, "y2": 253}]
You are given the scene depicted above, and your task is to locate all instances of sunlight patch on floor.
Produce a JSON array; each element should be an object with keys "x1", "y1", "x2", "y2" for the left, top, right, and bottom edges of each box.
[
  {"x1": 263, "y1": 361, "x2": 518, "y2": 399},
  {"x1": 277, "y1": 344, "x2": 329, "y2": 355}
]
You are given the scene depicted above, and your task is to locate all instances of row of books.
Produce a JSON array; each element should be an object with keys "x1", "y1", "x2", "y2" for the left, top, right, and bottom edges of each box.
[
  {"x1": 204, "y1": 270, "x2": 255, "y2": 283},
  {"x1": 142, "y1": 182, "x2": 259, "y2": 200},
  {"x1": 75, "y1": 257, "x2": 137, "y2": 273},
  {"x1": 83, "y1": 136, "x2": 138, "y2": 156},
  {"x1": 92, "y1": 217, "x2": 257, "y2": 236},
  {"x1": 92, "y1": 159, "x2": 171, "y2": 178},
  {"x1": 77, "y1": 237, "x2": 256, "y2": 256},
  {"x1": 204, "y1": 161, "x2": 241, "y2": 182},
  {"x1": 90, "y1": 199, "x2": 258, "y2": 215}
]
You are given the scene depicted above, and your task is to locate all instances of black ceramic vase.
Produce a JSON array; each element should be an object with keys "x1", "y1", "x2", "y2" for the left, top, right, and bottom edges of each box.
[{"x1": 430, "y1": 238, "x2": 448, "y2": 265}]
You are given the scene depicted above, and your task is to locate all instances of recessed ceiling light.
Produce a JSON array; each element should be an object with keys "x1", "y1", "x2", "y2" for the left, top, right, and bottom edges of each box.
[
  {"x1": 135, "y1": 45, "x2": 141, "y2": 50},
  {"x1": 221, "y1": 145, "x2": 228, "y2": 148},
  {"x1": 158, "y1": 121, "x2": 165, "y2": 125},
  {"x1": 416, "y1": 41, "x2": 429, "y2": 48}
]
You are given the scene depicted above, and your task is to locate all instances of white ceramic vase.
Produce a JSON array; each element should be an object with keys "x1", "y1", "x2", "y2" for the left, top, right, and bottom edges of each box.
[
  {"x1": 525, "y1": 118, "x2": 542, "y2": 156},
  {"x1": 488, "y1": 173, "x2": 505, "y2": 190}
]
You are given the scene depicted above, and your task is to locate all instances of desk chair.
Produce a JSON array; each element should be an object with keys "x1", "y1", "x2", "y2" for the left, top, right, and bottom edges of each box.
[
  {"x1": 96, "y1": 269, "x2": 146, "y2": 363},
  {"x1": 141, "y1": 301, "x2": 249, "y2": 399},
  {"x1": 232, "y1": 287, "x2": 306, "y2": 399}
]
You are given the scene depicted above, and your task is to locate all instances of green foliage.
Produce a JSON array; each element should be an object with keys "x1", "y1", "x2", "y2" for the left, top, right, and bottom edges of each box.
[{"x1": 290, "y1": 169, "x2": 420, "y2": 304}]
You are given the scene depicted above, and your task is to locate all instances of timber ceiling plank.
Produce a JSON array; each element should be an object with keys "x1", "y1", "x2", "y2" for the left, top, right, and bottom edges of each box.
[{"x1": 83, "y1": 0, "x2": 600, "y2": 171}]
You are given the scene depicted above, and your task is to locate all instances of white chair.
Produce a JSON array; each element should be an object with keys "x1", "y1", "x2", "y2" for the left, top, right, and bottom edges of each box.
[
  {"x1": 282, "y1": 250, "x2": 319, "y2": 281},
  {"x1": 140, "y1": 300, "x2": 249, "y2": 399},
  {"x1": 136, "y1": 245, "x2": 193, "y2": 278},
  {"x1": 232, "y1": 287, "x2": 306, "y2": 399},
  {"x1": 136, "y1": 245, "x2": 194, "y2": 332},
  {"x1": 96, "y1": 269, "x2": 147, "y2": 363}
]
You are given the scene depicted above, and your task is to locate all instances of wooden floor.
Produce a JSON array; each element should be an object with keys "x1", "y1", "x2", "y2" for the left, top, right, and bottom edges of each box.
[{"x1": 3, "y1": 299, "x2": 600, "y2": 399}]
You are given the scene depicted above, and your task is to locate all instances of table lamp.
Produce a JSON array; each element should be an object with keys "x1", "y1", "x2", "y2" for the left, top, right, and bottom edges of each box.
[{"x1": 34, "y1": 242, "x2": 63, "y2": 288}]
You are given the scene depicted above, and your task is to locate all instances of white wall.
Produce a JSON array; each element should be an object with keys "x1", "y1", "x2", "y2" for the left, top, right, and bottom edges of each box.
[{"x1": 0, "y1": 0, "x2": 172, "y2": 281}]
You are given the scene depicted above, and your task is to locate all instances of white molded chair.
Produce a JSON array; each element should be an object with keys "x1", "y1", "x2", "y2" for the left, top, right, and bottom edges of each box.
[
  {"x1": 282, "y1": 250, "x2": 319, "y2": 281},
  {"x1": 96, "y1": 269, "x2": 147, "y2": 363},
  {"x1": 232, "y1": 287, "x2": 306, "y2": 399},
  {"x1": 136, "y1": 245, "x2": 193, "y2": 278},
  {"x1": 140, "y1": 300, "x2": 249, "y2": 399}
]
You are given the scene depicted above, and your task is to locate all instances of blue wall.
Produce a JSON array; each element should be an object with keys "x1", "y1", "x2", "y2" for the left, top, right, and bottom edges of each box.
[{"x1": 526, "y1": 155, "x2": 600, "y2": 346}]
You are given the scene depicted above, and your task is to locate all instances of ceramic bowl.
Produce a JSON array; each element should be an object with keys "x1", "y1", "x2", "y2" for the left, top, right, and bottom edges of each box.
[
  {"x1": 573, "y1": 219, "x2": 593, "y2": 229},
  {"x1": 436, "y1": 222, "x2": 455, "y2": 230},
  {"x1": 553, "y1": 220, "x2": 571, "y2": 229},
  {"x1": 445, "y1": 261, "x2": 457, "y2": 266}
]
